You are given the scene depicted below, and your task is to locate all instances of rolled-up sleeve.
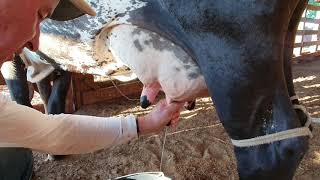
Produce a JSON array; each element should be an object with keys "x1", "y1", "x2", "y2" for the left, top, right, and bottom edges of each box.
[{"x1": 0, "y1": 94, "x2": 138, "y2": 155}]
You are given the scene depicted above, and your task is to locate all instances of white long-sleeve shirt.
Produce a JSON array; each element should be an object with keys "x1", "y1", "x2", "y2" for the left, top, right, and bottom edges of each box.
[{"x1": 0, "y1": 94, "x2": 138, "y2": 155}]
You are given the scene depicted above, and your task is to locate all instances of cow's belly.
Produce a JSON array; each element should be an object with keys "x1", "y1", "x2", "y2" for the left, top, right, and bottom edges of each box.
[{"x1": 107, "y1": 25, "x2": 208, "y2": 102}]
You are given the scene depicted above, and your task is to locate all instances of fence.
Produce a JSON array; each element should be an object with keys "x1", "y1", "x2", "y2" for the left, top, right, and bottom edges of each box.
[{"x1": 294, "y1": 2, "x2": 320, "y2": 60}]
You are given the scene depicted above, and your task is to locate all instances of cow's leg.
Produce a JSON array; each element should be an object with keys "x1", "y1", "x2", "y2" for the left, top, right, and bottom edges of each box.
[
  {"x1": 1, "y1": 56, "x2": 32, "y2": 107},
  {"x1": 140, "y1": 83, "x2": 161, "y2": 109},
  {"x1": 205, "y1": 44, "x2": 308, "y2": 180},
  {"x1": 186, "y1": 1, "x2": 309, "y2": 179},
  {"x1": 47, "y1": 70, "x2": 71, "y2": 114},
  {"x1": 283, "y1": 0, "x2": 308, "y2": 104},
  {"x1": 45, "y1": 70, "x2": 71, "y2": 161},
  {"x1": 36, "y1": 75, "x2": 52, "y2": 114},
  {"x1": 0, "y1": 56, "x2": 33, "y2": 180},
  {"x1": 283, "y1": 0, "x2": 309, "y2": 125}
]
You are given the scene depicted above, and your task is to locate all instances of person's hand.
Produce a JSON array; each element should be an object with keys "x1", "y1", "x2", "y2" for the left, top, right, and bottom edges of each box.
[{"x1": 137, "y1": 99, "x2": 183, "y2": 135}]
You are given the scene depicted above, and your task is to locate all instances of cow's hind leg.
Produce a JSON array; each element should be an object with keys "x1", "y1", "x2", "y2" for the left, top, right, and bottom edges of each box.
[
  {"x1": 193, "y1": 1, "x2": 309, "y2": 177},
  {"x1": 45, "y1": 70, "x2": 71, "y2": 161},
  {"x1": 36, "y1": 75, "x2": 52, "y2": 114},
  {"x1": 47, "y1": 70, "x2": 71, "y2": 114},
  {"x1": 1, "y1": 56, "x2": 32, "y2": 107},
  {"x1": 283, "y1": 0, "x2": 309, "y2": 126}
]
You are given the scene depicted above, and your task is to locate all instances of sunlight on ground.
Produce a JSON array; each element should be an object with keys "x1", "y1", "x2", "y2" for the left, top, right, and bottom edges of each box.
[
  {"x1": 293, "y1": 76, "x2": 317, "y2": 83},
  {"x1": 198, "y1": 97, "x2": 212, "y2": 102},
  {"x1": 313, "y1": 152, "x2": 320, "y2": 165},
  {"x1": 299, "y1": 95, "x2": 320, "y2": 101},
  {"x1": 303, "y1": 83, "x2": 320, "y2": 88},
  {"x1": 181, "y1": 107, "x2": 204, "y2": 115},
  {"x1": 308, "y1": 105, "x2": 320, "y2": 110},
  {"x1": 182, "y1": 113, "x2": 198, "y2": 119},
  {"x1": 304, "y1": 98, "x2": 320, "y2": 104},
  {"x1": 311, "y1": 111, "x2": 320, "y2": 116},
  {"x1": 120, "y1": 107, "x2": 152, "y2": 116}
]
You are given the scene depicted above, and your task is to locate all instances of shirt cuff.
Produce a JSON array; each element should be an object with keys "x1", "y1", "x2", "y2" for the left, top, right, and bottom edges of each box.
[{"x1": 120, "y1": 115, "x2": 138, "y2": 143}]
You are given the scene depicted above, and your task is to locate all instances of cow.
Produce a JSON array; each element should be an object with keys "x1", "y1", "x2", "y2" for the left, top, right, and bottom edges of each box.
[{"x1": 6, "y1": 0, "x2": 312, "y2": 179}]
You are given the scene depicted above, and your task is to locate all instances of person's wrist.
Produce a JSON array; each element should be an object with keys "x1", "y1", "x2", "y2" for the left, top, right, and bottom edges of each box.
[
  {"x1": 137, "y1": 115, "x2": 154, "y2": 136},
  {"x1": 136, "y1": 116, "x2": 147, "y2": 136},
  {"x1": 136, "y1": 117, "x2": 140, "y2": 136}
]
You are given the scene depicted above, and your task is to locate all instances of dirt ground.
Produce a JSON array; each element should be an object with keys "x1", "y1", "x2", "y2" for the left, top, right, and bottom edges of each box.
[{"x1": 3, "y1": 59, "x2": 320, "y2": 179}]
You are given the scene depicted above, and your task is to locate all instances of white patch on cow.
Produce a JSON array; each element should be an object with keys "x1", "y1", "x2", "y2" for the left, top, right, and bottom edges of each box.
[
  {"x1": 42, "y1": 0, "x2": 147, "y2": 44},
  {"x1": 69, "y1": 49, "x2": 93, "y2": 64},
  {"x1": 39, "y1": 33, "x2": 112, "y2": 76},
  {"x1": 39, "y1": 0, "x2": 147, "y2": 75},
  {"x1": 107, "y1": 25, "x2": 208, "y2": 102},
  {"x1": 0, "y1": 62, "x2": 17, "y2": 80},
  {"x1": 39, "y1": 32, "x2": 136, "y2": 81},
  {"x1": 39, "y1": 33, "x2": 95, "y2": 65}
]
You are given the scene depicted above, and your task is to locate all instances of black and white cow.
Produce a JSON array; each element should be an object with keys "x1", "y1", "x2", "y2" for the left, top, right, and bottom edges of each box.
[{"x1": 13, "y1": 0, "x2": 312, "y2": 179}]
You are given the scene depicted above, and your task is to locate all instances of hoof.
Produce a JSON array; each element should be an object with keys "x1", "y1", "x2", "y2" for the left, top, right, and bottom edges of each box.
[
  {"x1": 184, "y1": 101, "x2": 196, "y2": 110},
  {"x1": 140, "y1": 96, "x2": 151, "y2": 109}
]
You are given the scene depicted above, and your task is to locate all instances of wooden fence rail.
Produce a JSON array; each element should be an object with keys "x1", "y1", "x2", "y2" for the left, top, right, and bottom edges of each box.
[{"x1": 294, "y1": 3, "x2": 320, "y2": 59}]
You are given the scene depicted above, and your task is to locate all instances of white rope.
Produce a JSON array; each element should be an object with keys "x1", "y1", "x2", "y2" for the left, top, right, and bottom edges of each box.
[
  {"x1": 107, "y1": 76, "x2": 140, "y2": 101},
  {"x1": 290, "y1": 95, "x2": 300, "y2": 101},
  {"x1": 290, "y1": 96, "x2": 320, "y2": 125},
  {"x1": 231, "y1": 96, "x2": 320, "y2": 147},
  {"x1": 231, "y1": 127, "x2": 312, "y2": 147},
  {"x1": 160, "y1": 127, "x2": 168, "y2": 172}
]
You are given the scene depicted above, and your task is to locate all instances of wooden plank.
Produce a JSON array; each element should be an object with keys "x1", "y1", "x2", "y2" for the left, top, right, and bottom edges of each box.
[
  {"x1": 317, "y1": 21, "x2": 320, "y2": 51},
  {"x1": 293, "y1": 51, "x2": 320, "y2": 62},
  {"x1": 295, "y1": 40, "x2": 320, "y2": 47},
  {"x1": 307, "y1": 4, "x2": 320, "y2": 11},
  {"x1": 65, "y1": 83, "x2": 75, "y2": 113},
  {"x1": 300, "y1": 10, "x2": 308, "y2": 55},
  {"x1": 296, "y1": 30, "x2": 319, "y2": 35},
  {"x1": 78, "y1": 74, "x2": 96, "y2": 91},
  {"x1": 71, "y1": 73, "x2": 84, "y2": 110},
  {"x1": 0, "y1": 73, "x2": 5, "y2": 86},
  {"x1": 300, "y1": 17, "x2": 320, "y2": 24},
  {"x1": 302, "y1": 40, "x2": 320, "y2": 46},
  {"x1": 81, "y1": 81, "x2": 143, "y2": 105}
]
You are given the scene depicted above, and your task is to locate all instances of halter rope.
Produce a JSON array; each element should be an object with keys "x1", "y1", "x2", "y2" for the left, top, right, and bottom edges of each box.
[{"x1": 230, "y1": 96, "x2": 320, "y2": 147}]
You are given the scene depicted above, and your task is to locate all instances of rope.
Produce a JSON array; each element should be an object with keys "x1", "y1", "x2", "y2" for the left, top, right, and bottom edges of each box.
[
  {"x1": 231, "y1": 127, "x2": 312, "y2": 147},
  {"x1": 231, "y1": 96, "x2": 320, "y2": 147},
  {"x1": 107, "y1": 76, "x2": 140, "y2": 101},
  {"x1": 160, "y1": 127, "x2": 168, "y2": 172},
  {"x1": 292, "y1": 96, "x2": 320, "y2": 124},
  {"x1": 290, "y1": 95, "x2": 299, "y2": 101}
]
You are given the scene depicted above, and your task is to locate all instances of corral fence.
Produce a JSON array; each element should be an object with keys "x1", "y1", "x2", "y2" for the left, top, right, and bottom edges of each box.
[{"x1": 294, "y1": 0, "x2": 320, "y2": 61}]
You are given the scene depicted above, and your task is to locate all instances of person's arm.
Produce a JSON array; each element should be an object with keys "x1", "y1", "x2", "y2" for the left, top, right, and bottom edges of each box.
[{"x1": 0, "y1": 94, "x2": 182, "y2": 155}]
